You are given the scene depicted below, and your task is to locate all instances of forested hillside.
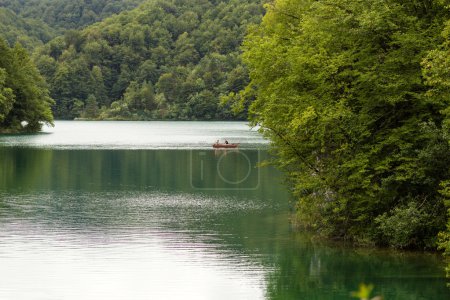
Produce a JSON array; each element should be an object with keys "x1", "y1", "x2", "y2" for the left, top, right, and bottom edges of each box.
[
  {"x1": 240, "y1": 0, "x2": 450, "y2": 251},
  {"x1": 32, "y1": 0, "x2": 264, "y2": 120},
  {"x1": 0, "y1": 0, "x2": 143, "y2": 30},
  {"x1": 0, "y1": 0, "x2": 144, "y2": 50},
  {"x1": 0, "y1": 7, "x2": 57, "y2": 49}
]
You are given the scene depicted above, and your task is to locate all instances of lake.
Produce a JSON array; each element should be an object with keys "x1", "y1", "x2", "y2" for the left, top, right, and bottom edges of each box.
[{"x1": 0, "y1": 121, "x2": 449, "y2": 299}]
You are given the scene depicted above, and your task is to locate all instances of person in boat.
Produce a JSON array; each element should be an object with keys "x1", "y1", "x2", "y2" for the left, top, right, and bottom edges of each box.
[{"x1": 225, "y1": 140, "x2": 229, "y2": 144}]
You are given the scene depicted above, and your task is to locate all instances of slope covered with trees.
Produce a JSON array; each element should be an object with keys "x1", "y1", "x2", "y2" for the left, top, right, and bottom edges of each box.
[
  {"x1": 0, "y1": 0, "x2": 143, "y2": 30},
  {"x1": 32, "y1": 0, "x2": 264, "y2": 120},
  {"x1": 0, "y1": 7, "x2": 57, "y2": 50},
  {"x1": 239, "y1": 0, "x2": 450, "y2": 250},
  {"x1": 0, "y1": 37, "x2": 54, "y2": 133},
  {"x1": 0, "y1": 0, "x2": 145, "y2": 50}
]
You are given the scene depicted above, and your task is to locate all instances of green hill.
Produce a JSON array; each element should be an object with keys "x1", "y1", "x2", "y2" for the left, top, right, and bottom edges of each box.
[
  {"x1": 0, "y1": 0, "x2": 145, "y2": 50},
  {"x1": 0, "y1": 0, "x2": 143, "y2": 30},
  {"x1": 33, "y1": 0, "x2": 264, "y2": 120},
  {"x1": 0, "y1": 7, "x2": 57, "y2": 49}
]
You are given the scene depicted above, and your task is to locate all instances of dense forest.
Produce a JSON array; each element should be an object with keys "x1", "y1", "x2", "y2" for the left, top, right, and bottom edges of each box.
[
  {"x1": 0, "y1": 0, "x2": 143, "y2": 49},
  {"x1": 0, "y1": 0, "x2": 264, "y2": 120},
  {"x1": 0, "y1": 7, "x2": 56, "y2": 50},
  {"x1": 34, "y1": 0, "x2": 263, "y2": 120},
  {"x1": 238, "y1": 0, "x2": 450, "y2": 258},
  {"x1": 0, "y1": 0, "x2": 143, "y2": 30}
]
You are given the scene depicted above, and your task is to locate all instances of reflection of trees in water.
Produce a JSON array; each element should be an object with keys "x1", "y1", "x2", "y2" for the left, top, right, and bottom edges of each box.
[
  {"x1": 0, "y1": 148, "x2": 285, "y2": 195},
  {"x1": 1, "y1": 148, "x2": 448, "y2": 299},
  {"x1": 0, "y1": 148, "x2": 289, "y2": 254},
  {"x1": 265, "y1": 233, "x2": 449, "y2": 300},
  {"x1": 309, "y1": 252, "x2": 322, "y2": 278}
]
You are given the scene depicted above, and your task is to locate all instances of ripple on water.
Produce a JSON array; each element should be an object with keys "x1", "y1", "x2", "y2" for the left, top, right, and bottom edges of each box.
[{"x1": 0, "y1": 190, "x2": 273, "y2": 300}]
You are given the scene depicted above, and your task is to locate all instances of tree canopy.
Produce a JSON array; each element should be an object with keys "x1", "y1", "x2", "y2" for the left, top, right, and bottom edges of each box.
[
  {"x1": 0, "y1": 0, "x2": 145, "y2": 50},
  {"x1": 0, "y1": 37, "x2": 54, "y2": 132},
  {"x1": 0, "y1": 0, "x2": 143, "y2": 30},
  {"x1": 0, "y1": 0, "x2": 265, "y2": 120},
  {"x1": 240, "y1": 0, "x2": 450, "y2": 249},
  {"x1": 27, "y1": 0, "x2": 264, "y2": 120},
  {"x1": 0, "y1": 7, "x2": 57, "y2": 50}
]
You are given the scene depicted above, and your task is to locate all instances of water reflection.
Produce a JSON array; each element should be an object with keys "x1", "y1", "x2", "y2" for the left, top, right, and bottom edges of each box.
[
  {"x1": 0, "y1": 148, "x2": 278, "y2": 194},
  {"x1": 0, "y1": 146, "x2": 449, "y2": 299},
  {"x1": 265, "y1": 233, "x2": 450, "y2": 300},
  {"x1": 0, "y1": 148, "x2": 286, "y2": 299}
]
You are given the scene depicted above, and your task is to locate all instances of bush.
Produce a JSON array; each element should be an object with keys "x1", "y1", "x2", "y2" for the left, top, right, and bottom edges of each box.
[{"x1": 375, "y1": 201, "x2": 437, "y2": 249}]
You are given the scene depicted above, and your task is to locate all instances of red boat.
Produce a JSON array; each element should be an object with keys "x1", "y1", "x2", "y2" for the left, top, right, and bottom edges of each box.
[{"x1": 213, "y1": 143, "x2": 239, "y2": 149}]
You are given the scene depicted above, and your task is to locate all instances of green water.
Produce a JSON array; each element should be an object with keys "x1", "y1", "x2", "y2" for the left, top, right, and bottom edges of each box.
[{"x1": 0, "y1": 121, "x2": 448, "y2": 299}]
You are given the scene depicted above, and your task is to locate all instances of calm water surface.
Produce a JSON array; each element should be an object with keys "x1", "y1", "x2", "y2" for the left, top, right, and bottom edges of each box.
[{"x1": 0, "y1": 121, "x2": 448, "y2": 299}]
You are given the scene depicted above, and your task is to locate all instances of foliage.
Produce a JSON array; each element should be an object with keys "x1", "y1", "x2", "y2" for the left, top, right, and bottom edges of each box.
[
  {"x1": 29, "y1": 0, "x2": 264, "y2": 120},
  {"x1": 0, "y1": 38, "x2": 54, "y2": 132},
  {"x1": 437, "y1": 181, "x2": 450, "y2": 282},
  {"x1": 375, "y1": 201, "x2": 439, "y2": 249},
  {"x1": 0, "y1": 0, "x2": 143, "y2": 30},
  {"x1": 438, "y1": 214, "x2": 450, "y2": 283},
  {"x1": 0, "y1": 68, "x2": 14, "y2": 123},
  {"x1": 0, "y1": 0, "x2": 144, "y2": 51},
  {"x1": 421, "y1": 14, "x2": 450, "y2": 276},
  {"x1": 0, "y1": 7, "x2": 57, "y2": 50},
  {"x1": 240, "y1": 0, "x2": 450, "y2": 248}
]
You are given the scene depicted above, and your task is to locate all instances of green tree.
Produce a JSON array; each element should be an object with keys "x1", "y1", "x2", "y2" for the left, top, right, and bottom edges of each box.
[
  {"x1": 91, "y1": 65, "x2": 108, "y2": 106},
  {"x1": 187, "y1": 90, "x2": 217, "y2": 120},
  {"x1": 83, "y1": 94, "x2": 98, "y2": 119},
  {"x1": 173, "y1": 32, "x2": 199, "y2": 66},
  {"x1": 122, "y1": 80, "x2": 156, "y2": 114},
  {"x1": 136, "y1": 60, "x2": 159, "y2": 84},
  {"x1": 422, "y1": 14, "x2": 450, "y2": 276},
  {"x1": 0, "y1": 68, "x2": 15, "y2": 123},
  {"x1": 156, "y1": 72, "x2": 182, "y2": 104},
  {"x1": 240, "y1": 0, "x2": 450, "y2": 248},
  {"x1": 140, "y1": 81, "x2": 156, "y2": 111},
  {"x1": 0, "y1": 38, "x2": 54, "y2": 132},
  {"x1": 123, "y1": 81, "x2": 141, "y2": 110}
]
